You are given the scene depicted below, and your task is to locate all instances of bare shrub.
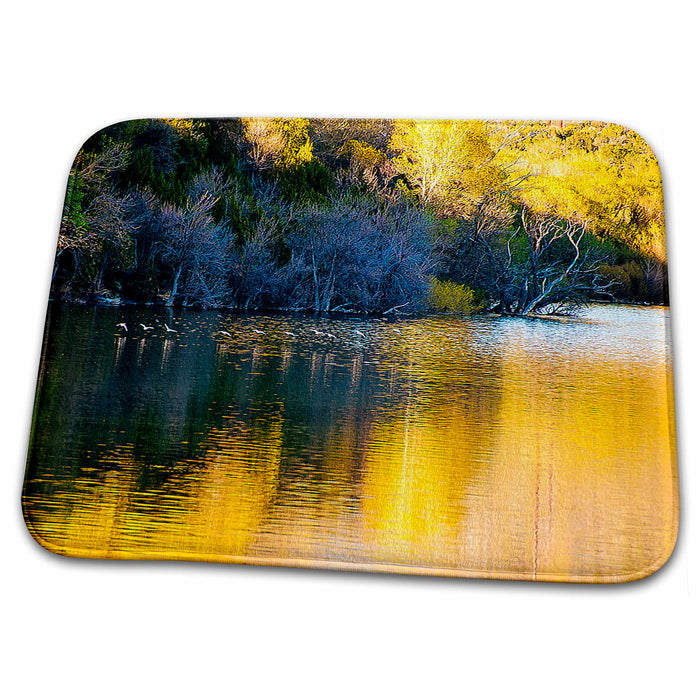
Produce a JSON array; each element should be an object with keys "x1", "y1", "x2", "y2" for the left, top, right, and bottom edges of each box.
[{"x1": 280, "y1": 194, "x2": 436, "y2": 313}]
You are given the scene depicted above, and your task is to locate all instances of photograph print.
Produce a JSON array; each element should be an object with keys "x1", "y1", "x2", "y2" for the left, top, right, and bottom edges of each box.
[{"x1": 23, "y1": 118, "x2": 678, "y2": 582}]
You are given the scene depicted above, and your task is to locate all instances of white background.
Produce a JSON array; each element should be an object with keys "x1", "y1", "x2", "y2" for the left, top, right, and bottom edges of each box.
[{"x1": 2, "y1": 2, "x2": 697, "y2": 698}]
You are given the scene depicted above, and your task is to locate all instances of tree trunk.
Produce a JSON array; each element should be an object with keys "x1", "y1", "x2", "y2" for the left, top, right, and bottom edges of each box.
[
  {"x1": 95, "y1": 254, "x2": 108, "y2": 292},
  {"x1": 166, "y1": 265, "x2": 182, "y2": 307},
  {"x1": 311, "y1": 251, "x2": 320, "y2": 310}
]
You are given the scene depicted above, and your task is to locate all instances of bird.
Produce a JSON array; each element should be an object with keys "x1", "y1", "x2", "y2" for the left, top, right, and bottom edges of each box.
[
  {"x1": 252, "y1": 329, "x2": 265, "y2": 335},
  {"x1": 283, "y1": 331, "x2": 295, "y2": 337},
  {"x1": 354, "y1": 330, "x2": 366, "y2": 337},
  {"x1": 116, "y1": 323, "x2": 128, "y2": 331},
  {"x1": 392, "y1": 328, "x2": 402, "y2": 335},
  {"x1": 140, "y1": 323, "x2": 154, "y2": 331},
  {"x1": 164, "y1": 323, "x2": 177, "y2": 333},
  {"x1": 311, "y1": 329, "x2": 323, "y2": 335},
  {"x1": 326, "y1": 332, "x2": 337, "y2": 339},
  {"x1": 217, "y1": 330, "x2": 232, "y2": 337}
]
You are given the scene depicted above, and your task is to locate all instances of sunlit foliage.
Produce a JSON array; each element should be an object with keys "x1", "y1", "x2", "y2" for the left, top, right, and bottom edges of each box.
[
  {"x1": 426, "y1": 279, "x2": 481, "y2": 314},
  {"x1": 53, "y1": 118, "x2": 668, "y2": 312},
  {"x1": 505, "y1": 122, "x2": 666, "y2": 261}
]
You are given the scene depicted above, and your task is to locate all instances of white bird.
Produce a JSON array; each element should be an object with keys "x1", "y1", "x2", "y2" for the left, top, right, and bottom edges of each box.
[
  {"x1": 218, "y1": 330, "x2": 232, "y2": 337},
  {"x1": 392, "y1": 328, "x2": 402, "y2": 335},
  {"x1": 164, "y1": 323, "x2": 177, "y2": 333},
  {"x1": 252, "y1": 329, "x2": 265, "y2": 335},
  {"x1": 283, "y1": 331, "x2": 295, "y2": 337},
  {"x1": 140, "y1": 323, "x2": 154, "y2": 331},
  {"x1": 116, "y1": 323, "x2": 128, "y2": 331},
  {"x1": 354, "y1": 330, "x2": 366, "y2": 337},
  {"x1": 311, "y1": 329, "x2": 323, "y2": 335},
  {"x1": 326, "y1": 332, "x2": 337, "y2": 339}
]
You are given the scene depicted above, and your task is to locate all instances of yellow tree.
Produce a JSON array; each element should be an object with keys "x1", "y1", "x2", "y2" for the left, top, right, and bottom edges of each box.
[
  {"x1": 510, "y1": 122, "x2": 666, "y2": 261},
  {"x1": 391, "y1": 120, "x2": 476, "y2": 209},
  {"x1": 241, "y1": 118, "x2": 287, "y2": 170},
  {"x1": 390, "y1": 119, "x2": 530, "y2": 218},
  {"x1": 241, "y1": 117, "x2": 314, "y2": 171}
]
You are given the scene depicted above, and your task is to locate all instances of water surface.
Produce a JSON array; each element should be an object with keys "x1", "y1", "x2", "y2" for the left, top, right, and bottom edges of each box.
[{"x1": 23, "y1": 303, "x2": 677, "y2": 581}]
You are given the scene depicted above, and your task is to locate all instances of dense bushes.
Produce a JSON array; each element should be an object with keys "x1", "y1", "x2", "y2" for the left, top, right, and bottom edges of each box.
[{"x1": 53, "y1": 118, "x2": 668, "y2": 313}]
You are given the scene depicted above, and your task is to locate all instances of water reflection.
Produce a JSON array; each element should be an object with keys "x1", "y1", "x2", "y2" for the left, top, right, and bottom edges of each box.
[{"x1": 23, "y1": 304, "x2": 677, "y2": 581}]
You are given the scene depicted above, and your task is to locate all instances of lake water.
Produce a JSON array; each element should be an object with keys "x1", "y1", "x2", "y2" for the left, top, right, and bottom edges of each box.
[{"x1": 23, "y1": 303, "x2": 678, "y2": 582}]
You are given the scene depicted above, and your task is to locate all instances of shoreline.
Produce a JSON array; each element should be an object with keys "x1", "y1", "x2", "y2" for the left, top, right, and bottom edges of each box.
[{"x1": 46, "y1": 296, "x2": 669, "y2": 322}]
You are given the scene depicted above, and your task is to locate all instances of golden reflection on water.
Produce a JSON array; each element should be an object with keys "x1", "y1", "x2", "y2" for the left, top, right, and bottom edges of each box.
[{"x1": 23, "y1": 304, "x2": 677, "y2": 582}]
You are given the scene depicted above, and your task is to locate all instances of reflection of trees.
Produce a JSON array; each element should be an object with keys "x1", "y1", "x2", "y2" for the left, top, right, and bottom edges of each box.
[
  {"x1": 351, "y1": 322, "x2": 504, "y2": 567},
  {"x1": 27, "y1": 304, "x2": 227, "y2": 481},
  {"x1": 24, "y1": 305, "x2": 675, "y2": 579},
  {"x1": 485, "y1": 336, "x2": 676, "y2": 580},
  {"x1": 25, "y1": 305, "x2": 505, "y2": 561}
]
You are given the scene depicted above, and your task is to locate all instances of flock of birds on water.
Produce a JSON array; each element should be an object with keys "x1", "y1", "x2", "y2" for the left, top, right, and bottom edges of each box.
[
  {"x1": 116, "y1": 321, "x2": 178, "y2": 334},
  {"x1": 114, "y1": 319, "x2": 405, "y2": 345}
]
